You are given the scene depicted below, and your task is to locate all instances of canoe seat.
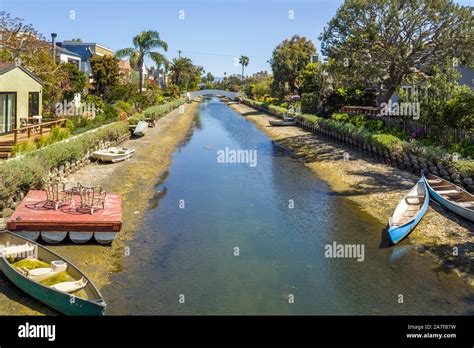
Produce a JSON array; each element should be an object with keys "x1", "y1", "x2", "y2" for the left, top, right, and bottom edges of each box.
[
  {"x1": 456, "y1": 201, "x2": 474, "y2": 209},
  {"x1": 0, "y1": 243, "x2": 36, "y2": 258},
  {"x1": 405, "y1": 195, "x2": 424, "y2": 205},
  {"x1": 51, "y1": 277, "x2": 87, "y2": 293},
  {"x1": 436, "y1": 190, "x2": 459, "y2": 195}
]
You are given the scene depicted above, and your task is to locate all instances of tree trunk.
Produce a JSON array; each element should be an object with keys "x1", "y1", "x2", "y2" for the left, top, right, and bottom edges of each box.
[{"x1": 241, "y1": 65, "x2": 244, "y2": 81}]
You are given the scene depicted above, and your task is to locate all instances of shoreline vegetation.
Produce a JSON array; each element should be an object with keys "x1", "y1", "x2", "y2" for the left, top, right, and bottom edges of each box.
[
  {"x1": 225, "y1": 99, "x2": 473, "y2": 288},
  {"x1": 0, "y1": 99, "x2": 200, "y2": 314}
]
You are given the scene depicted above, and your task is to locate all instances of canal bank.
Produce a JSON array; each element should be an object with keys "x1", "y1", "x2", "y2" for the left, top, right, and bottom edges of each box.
[
  {"x1": 226, "y1": 100, "x2": 473, "y2": 288},
  {"x1": 0, "y1": 99, "x2": 201, "y2": 315}
]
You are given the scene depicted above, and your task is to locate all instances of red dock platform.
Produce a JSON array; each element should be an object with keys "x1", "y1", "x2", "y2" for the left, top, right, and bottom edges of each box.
[{"x1": 7, "y1": 190, "x2": 122, "y2": 232}]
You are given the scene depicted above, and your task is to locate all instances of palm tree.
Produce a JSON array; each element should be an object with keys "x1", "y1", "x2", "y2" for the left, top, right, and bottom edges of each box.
[
  {"x1": 239, "y1": 55, "x2": 249, "y2": 80},
  {"x1": 169, "y1": 57, "x2": 194, "y2": 88},
  {"x1": 116, "y1": 30, "x2": 168, "y2": 93}
]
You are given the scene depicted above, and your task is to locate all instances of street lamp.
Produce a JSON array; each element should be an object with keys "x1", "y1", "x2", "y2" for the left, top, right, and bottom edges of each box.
[{"x1": 51, "y1": 33, "x2": 57, "y2": 59}]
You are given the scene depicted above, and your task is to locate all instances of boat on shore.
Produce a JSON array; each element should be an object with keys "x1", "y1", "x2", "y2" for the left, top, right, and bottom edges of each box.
[
  {"x1": 92, "y1": 147, "x2": 135, "y2": 163},
  {"x1": 388, "y1": 178, "x2": 429, "y2": 244},
  {"x1": 0, "y1": 231, "x2": 106, "y2": 315},
  {"x1": 424, "y1": 173, "x2": 474, "y2": 222},
  {"x1": 269, "y1": 119, "x2": 296, "y2": 126},
  {"x1": 133, "y1": 121, "x2": 148, "y2": 137}
]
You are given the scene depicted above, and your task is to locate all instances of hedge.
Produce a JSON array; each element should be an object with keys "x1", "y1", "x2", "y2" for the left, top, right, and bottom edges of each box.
[{"x1": 129, "y1": 97, "x2": 188, "y2": 125}]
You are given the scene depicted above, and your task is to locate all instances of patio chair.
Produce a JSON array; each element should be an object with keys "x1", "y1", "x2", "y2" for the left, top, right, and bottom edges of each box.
[
  {"x1": 77, "y1": 183, "x2": 106, "y2": 214},
  {"x1": 42, "y1": 180, "x2": 72, "y2": 210}
]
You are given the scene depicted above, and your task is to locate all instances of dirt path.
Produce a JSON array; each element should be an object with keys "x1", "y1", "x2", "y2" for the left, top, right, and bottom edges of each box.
[
  {"x1": 0, "y1": 99, "x2": 201, "y2": 315},
  {"x1": 226, "y1": 100, "x2": 473, "y2": 287}
]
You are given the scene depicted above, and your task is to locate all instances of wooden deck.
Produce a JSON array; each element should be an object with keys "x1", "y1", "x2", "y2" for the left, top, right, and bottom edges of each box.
[
  {"x1": 6, "y1": 190, "x2": 122, "y2": 232},
  {"x1": 0, "y1": 119, "x2": 66, "y2": 159}
]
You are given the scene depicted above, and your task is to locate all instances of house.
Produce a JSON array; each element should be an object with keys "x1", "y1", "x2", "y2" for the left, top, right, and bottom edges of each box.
[
  {"x1": 0, "y1": 62, "x2": 43, "y2": 135},
  {"x1": 56, "y1": 46, "x2": 82, "y2": 69},
  {"x1": 57, "y1": 41, "x2": 114, "y2": 74}
]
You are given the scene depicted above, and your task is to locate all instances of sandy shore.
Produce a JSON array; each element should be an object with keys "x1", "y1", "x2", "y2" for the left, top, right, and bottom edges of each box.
[
  {"x1": 226, "y1": 100, "x2": 473, "y2": 287},
  {"x1": 0, "y1": 99, "x2": 201, "y2": 315}
]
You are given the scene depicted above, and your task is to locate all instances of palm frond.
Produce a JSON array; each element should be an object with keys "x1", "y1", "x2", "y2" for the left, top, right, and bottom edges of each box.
[{"x1": 115, "y1": 47, "x2": 136, "y2": 58}]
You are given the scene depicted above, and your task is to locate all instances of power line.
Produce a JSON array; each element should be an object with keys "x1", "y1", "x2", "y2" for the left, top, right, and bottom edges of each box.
[{"x1": 179, "y1": 50, "x2": 268, "y2": 59}]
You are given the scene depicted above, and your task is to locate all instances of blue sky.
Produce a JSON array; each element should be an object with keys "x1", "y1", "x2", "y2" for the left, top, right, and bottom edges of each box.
[{"x1": 2, "y1": 0, "x2": 473, "y2": 77}]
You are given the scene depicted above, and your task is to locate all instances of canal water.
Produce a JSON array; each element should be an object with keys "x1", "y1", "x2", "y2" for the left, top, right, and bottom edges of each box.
[{"x1": 105, "y1": 97, "x2": 473, "y2": 315}]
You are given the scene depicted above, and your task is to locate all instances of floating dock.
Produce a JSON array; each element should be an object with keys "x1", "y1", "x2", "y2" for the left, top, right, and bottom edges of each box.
[{"x1": 6, "y1": 190, "x2": 122, "y2": 244}]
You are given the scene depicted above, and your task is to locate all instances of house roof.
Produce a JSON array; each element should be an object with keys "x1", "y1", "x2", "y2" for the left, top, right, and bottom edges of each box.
[
  {"x1": 0, "y1": 62, "x2": 44, "y2": 85},
  {"x1": 57, "y1": 46, "x2": 82, "y2": 58}
]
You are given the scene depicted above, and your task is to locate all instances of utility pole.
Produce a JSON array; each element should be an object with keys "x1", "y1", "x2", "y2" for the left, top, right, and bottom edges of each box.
[{"x1": 178, "y1": 50, "x2": 182, "y2": 58}]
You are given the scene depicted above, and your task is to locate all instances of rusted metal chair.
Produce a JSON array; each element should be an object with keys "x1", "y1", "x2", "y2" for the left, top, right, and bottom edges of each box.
[
  {"x1": 42, "y1": 180, "x2": 72, "y2": 210},
  {"x1": 77, "y1": 183, "x2": 106, "y2": 214}
]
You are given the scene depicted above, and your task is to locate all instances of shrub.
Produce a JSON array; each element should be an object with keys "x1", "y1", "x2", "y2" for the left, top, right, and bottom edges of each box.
[
  {"x1": 370, "y1": 134, "x2": 404, "y2": 152},
  {"x1": 301, "y1": 92, "x2": 320, "y2": 114},
  {"x1": 331, "y1": 113, "x2": 350, "y2": 122}
]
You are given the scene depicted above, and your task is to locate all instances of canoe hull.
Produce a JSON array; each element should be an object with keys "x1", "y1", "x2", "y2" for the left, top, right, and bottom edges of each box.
[
  {"x1": 388, "y1": 178, "x2": 429, "y2": 244},
  {"x1": 0, "y1": 232, "x2": 106, "y2": 315},
  {"x1": 269, "y1": 120, "x2": 296, "y2": 126},
  {"x1": 424, "y1": 174, "x2": 474, "y2": 222},
  {"x1": 0, "y1": 258, "x2": 104, "y2": 315},
  {"x1": 133, "y1": 121, "x2": 148, "y2": 136}
]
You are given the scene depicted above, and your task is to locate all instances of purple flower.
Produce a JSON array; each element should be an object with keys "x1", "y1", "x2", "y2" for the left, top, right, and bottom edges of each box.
[
  {"x1": 411, "y1": 127, "x2": 425, "y2": 139},
  {"x1": 290, "y1": 95, "x2": 300, "y2": 101}
]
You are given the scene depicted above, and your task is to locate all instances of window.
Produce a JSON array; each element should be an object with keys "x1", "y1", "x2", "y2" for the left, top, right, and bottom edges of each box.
[
  {"x1": 0, "y1": 92, "x2": 17, "y2": 134},
  {"x1": 28, "y1": 92, "x2": 40, "y2": 117}
]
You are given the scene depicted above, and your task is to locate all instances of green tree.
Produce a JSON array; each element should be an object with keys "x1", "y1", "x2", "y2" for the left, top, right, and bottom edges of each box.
[
  {"x1": 62, "y1": 63, "x2": 87, "y2": 100},
  {"x1": 239, "y1": 55, "x2": 249, "y2": 80},
  {"x1": 90, "y1": 55, "x2": 120, "y2": 97},
  {"x1": 420, "y1": 63, "x2": 474, "y2": 132},
  {"x1": 116, "y1": 30, "x2": 168, "y2": 93},
  {"x1": 169, "y1": 57, "x2": 201, "y2": 90},
  {"x1": 269, "y1": 35, "x2": 316, "y2": 99},
  {"x1": 298, "y1": 62, "x2": 323, "y2": 95},
  {"x1": 320, "y1": 0, "x2": 474, "y2": 103}
]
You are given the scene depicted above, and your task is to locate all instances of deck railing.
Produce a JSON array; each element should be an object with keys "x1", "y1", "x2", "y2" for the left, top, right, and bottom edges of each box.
[{"x1": 12, "y1": 119, "x2": 67, "y2": 145}]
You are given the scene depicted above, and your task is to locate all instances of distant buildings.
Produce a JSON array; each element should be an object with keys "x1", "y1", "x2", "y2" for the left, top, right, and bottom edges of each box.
[{"x1": 56, "y1": 41, "x2": 114, "y2": 74}]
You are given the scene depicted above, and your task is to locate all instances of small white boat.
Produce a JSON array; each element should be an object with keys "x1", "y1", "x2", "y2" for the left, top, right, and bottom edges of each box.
[
  {"x1": 92, "y1": 147, "x2": 135, "y2": 163},
  {"x1": 424, "y1": 173, "x2": 474, "y2": 222},
  {"x1": 388, "y1": 178, "x2": 429, "y2": 244}
]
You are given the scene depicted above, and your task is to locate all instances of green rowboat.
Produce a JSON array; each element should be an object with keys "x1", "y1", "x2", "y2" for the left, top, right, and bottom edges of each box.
[{"x1": 0, "y1": 231, "x2": 106, "y2": 315}]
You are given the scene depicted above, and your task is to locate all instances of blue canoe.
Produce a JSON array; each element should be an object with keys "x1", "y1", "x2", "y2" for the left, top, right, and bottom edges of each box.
[
  {"x1": 388, "y1": 177, "x2": 429, "y2": 244},
  {"x1": 424, "y1": 173, "x2": 474, "y2": 222}
]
